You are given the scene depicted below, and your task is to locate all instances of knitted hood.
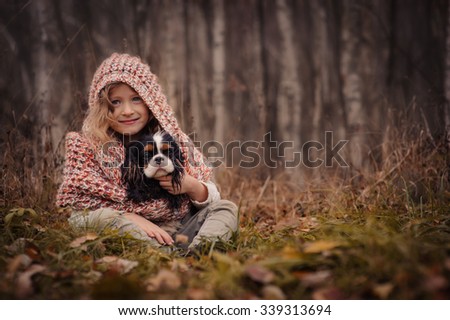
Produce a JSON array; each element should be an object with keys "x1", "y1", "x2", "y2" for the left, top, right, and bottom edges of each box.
[
  {"x1": 89, "y1": 53, "x2": 180, "y2": 136},
  {"x1": 88, "y1": 53, "x2": 212, "y2": 181}
]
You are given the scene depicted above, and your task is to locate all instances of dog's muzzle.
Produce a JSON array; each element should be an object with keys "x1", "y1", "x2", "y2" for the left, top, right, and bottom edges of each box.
[{"x1": 144, "y1": 155, "x2": 175, "y2": 178}]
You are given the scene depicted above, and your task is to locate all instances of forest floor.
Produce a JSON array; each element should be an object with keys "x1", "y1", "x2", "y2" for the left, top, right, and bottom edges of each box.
[{"x1": 0, "y1": 134, "x2": 449, "y2": 299}]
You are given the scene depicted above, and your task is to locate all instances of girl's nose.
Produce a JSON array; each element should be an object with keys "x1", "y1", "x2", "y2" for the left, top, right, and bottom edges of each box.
[{"x1": 121, "y1": 101, "x2": 135, "y2": 115}]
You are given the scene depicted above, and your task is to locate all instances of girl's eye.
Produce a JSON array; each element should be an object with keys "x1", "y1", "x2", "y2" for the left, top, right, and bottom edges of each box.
[
  {"x1": 132, "y1": 96, "x2": 143, "y2": 103},
  {"x1": 110, "y1": 99, "x2": 121, "y2": 106}
]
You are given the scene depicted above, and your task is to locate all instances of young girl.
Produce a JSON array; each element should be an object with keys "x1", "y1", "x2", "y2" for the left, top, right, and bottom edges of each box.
[{"x1": 56, "y1": 53, "x2": 238, "y2": 251}]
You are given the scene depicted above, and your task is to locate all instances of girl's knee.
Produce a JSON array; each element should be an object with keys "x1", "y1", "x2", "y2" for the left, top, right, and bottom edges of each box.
[
  {"x1": 210, "y1": 199, "x2": 238, "y2": 215},
  {"x1": 208, "y1": 200, "x2": 239, "y2": 231}
]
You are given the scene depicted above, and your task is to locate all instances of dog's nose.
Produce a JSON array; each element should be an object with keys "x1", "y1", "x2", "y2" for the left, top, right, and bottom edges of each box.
[{"x1": 154, "y1": 156, "x2": 163, "y2": 165}]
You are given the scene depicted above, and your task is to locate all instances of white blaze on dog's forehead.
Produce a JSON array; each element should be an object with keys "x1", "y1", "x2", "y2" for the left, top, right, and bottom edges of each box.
[{"x1": 153, "y1": 131, "x2": 164, "y2": 152}]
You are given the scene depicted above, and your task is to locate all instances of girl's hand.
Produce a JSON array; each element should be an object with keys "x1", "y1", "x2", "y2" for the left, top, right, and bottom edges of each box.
[
  {"x1": 122, "y1": 212, "x2": 174, "y2": 245},
  {"x1": 155, "y1": 173, "x2": 208, "y2": 202}
]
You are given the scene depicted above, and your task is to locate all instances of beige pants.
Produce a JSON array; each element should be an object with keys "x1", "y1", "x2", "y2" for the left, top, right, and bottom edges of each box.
[{"x1": 68, "y1": 200, "x2": 238, "y2": 249}]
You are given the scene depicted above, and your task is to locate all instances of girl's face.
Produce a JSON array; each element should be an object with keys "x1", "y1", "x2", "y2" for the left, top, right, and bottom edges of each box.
[{"x1": 108, "y1": 83, "x2": 150, "y2": 139}]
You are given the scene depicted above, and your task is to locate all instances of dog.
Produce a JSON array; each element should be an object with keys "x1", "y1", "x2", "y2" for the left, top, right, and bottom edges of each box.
[{"x1": 121, "y1": 131, "x2": 187, "y2": 210}]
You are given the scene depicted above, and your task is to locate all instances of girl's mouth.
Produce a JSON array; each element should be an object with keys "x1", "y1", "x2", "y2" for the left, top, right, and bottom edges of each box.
[{"x1": 119, "y1": 119, "x2": 139, "y2": 125}]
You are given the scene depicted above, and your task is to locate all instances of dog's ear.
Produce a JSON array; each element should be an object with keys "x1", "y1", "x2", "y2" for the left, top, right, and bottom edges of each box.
[
  {"x1": 171, "y1": 139, "x2": 185, "y2": 168},
  {"x1": 170, "y1": 143, "x2": 185, "y2": 190}
]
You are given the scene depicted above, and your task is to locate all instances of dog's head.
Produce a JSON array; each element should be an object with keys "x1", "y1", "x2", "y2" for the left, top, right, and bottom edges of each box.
[
  {"x1": 140, "y1": 131, "x2": 183, "y2": 179},
  {"x1": 122, "y1": 131, "x2": 185, "y2": 204}
]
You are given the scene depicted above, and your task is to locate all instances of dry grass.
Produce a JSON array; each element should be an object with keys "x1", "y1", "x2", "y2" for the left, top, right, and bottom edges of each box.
[{"x1": 0, "y1": 126, "x2": 449, "y2": 299}]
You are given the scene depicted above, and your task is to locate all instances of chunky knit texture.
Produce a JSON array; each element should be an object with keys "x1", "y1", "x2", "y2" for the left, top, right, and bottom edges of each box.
[
  {"x1": 57, "y1": 53, "x2": 213, "y2": 221},
  {"x1": 89, "y1": 53, "x2": 179, "y2": 136}
]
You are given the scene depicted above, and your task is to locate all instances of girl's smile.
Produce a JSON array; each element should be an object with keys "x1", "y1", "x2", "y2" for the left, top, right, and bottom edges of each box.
[
  {"x1": 119, "y1": 119, "x2": 140, "y2": 125},
  {"x1": 108, "y1": 83, "x2": 150, "y2": 139}
]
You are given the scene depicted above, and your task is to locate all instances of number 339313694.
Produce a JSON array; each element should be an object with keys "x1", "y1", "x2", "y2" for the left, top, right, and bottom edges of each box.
[{"x1": 260, "y1": 304, "x2": 331, "y2": 316}]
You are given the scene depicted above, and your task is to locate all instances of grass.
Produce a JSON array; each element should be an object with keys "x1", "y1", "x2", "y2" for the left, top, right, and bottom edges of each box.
[{"x1": 0, "y1": 129, "x2": 449, "y2": 299}]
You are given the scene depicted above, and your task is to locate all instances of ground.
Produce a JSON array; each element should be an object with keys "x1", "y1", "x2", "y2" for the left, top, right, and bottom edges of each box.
[{"x1": 0, "y1": 136, "x2": 449, "y2": 299}]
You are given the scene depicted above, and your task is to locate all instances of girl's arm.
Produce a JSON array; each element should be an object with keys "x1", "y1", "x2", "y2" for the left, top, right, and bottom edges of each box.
[
  {"x1": 122, "y1": 212, "x2": 174, "y2": 245},
  {"x1": 56, "y1": 132, "x2": 127, "y2": 209},
  {"x1": 155, "y1": 174, "x2": 221, "y2": 208}
]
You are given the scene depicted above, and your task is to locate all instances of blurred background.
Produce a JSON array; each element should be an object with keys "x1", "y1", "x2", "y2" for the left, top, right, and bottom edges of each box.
[{"x1": 0, "y1": 0, "x2": 449, "y2": 198}]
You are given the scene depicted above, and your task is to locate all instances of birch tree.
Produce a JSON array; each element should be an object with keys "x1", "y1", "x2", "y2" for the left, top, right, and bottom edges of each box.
[
  {"x1": 159, "y1": 0, "x2": 186, "y2": 126},
  {"x1": 275, "y1": 0, "x2": 302, "y2": 144},
  {"x1": 185, "y1": 1, "x2": 212, "y2": 139},
  {"x1": 310, "y1": 0, "x2": 327, "y2": 142},
  {"x1": 212, "y1": 0, "x2": 226, "y2": 144},
  {"x1": 341, "y1": 2, "x2": 368, "y2": 171},
  {"x1": 32, "y1": 0, "x2": 56, "y2": 166}
]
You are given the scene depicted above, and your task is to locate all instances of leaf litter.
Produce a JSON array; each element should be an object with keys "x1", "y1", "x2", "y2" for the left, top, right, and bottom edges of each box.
[{"x1": 0, "y1": 145, "x2": 449, "y2": 299}]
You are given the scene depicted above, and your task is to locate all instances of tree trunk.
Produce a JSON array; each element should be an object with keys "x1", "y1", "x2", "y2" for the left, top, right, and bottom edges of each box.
[
  {"x1": 212, "y1": 0, "x2": 226, "y2": 144},
  {"x1": 185, "y1": 1, "x2": 212, "y2": 139},
  {"x1": 32, "y1": 0, "x2": 54, "y2": 163},
  {"x1": 311, "y1": 0, "x2": 326, "y2": 142},
  {"x1": 275, "y1": 0, "x2": 302, "y2": 144},
  {"x1": 445, "y1": 0, "x2": 450, "y2": 150},
  {"x1": 159, "y1": 0, "x2": 186, "y2": 127},
  {"x1": 341, "y1": 1, "x2": 368, "y2": 171}
]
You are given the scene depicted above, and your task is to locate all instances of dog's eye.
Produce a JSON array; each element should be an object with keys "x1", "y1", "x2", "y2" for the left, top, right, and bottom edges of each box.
[
  {"x1": 160, "y1": 143, "x2": 171, "y2": 154},
  {"x1": 144, "y1": 144, "x2": 154, "y2": 153}
]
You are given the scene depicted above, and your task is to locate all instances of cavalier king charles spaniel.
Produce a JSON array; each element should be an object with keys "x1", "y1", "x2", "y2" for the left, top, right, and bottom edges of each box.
[{"x1": 121, "y1": 131, "x2": 187, "y2": 210}]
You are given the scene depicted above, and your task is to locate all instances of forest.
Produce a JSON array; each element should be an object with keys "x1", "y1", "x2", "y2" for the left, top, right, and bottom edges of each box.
[{"x1": 0, "y1": 0, "x2": 449, "y2": 300}]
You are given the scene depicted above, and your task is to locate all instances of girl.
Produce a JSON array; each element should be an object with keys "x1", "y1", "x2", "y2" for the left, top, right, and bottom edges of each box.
[{"x1": 56, "y1": 53, "x2": 238, "y2": 250}]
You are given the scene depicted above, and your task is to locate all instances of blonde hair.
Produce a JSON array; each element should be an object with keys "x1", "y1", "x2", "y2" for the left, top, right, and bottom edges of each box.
[
  {"x1": 82, "y1": 83, "x2": 118, "y2": 144},
  {"x1": 82, "y1": 82, "x2": 159, "y2": 145}
]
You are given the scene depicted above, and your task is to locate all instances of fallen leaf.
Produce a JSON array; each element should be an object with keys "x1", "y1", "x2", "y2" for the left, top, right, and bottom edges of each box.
[
  {"x1": 187, "y1": 288, "x2": 212, "y2": 300},
  {"x1": 212, "y1": 252, "x2": 241, "y2": 269},
  {"x1": 91, "y1": 274, "x2": 143, "y2": 299},
  {"x1": 170, "y1": 259, "x2": 189, "y2": 273},
  {"x1": 297, "y1": 270, "x2": 332, "y2": 287},
  {"x1": 394, "y1": 271, "x2": 412, "y2": 285},
  {"x1": 70, "y1": 233, "x2": 98, "y2": 249},
  {"x1": 95, "y1": 256, "x2": 138, "y2": 275},
  {"x1": 273, "y1": 216, "x2": 300, "y2": 231},
  {"x1": 372, "y1": 283, "x2": 394, "y2": 299},
  {"x1": 299, "y1": 217, "x2": 320, "y2": 231},
  {"x1": 445, "y1": 258, "x2": 450, "y2": 271},
  {"x1": 423, "y1": 275, "x2": 448, "y2": 292},
  {"x1": 84, "y1": 270, "x2": 103, "y2": 284},
  {"x1": 5, "y1": 208, "x2": 38, "y2": 224},
  {"x1": 175, "y1": 234, "x2": 189, "y2": 244},
  {"x1": 304, "y1": 240, "x2": 342, "y2": 254},
  {"x1": 261, "y1": 285, "x2": 286, "y2": 299},
  {"x1": 5, "y1": 238, "x2": 34, "y2": 254},
  {"x1": 6, "y1": 238, "x2": 43, "y2": 261},
  {"x1": 24, "y1": 242, "x2": 42, "y2": 261},
  {"x1": 245, "y1": 264, "x2": 275, "y2": 284},
  {"x1": 312, "y1": 287, "x2": 346, "y2": 300},
  {"x1": 15, "y1": 264, "x2": 46, "y2": 299},
  {"x1": 6, "y1": 254, "x2": 33, "y2": 279},
  {"x1": 54, "y1": 270, "x2": 75, "y2": 279},
  {"x1": 146, "y1": 269, "x2": 181, "y2": 291},
  {"x1": 33, "y1": 224, "x2": 47, "y2": 232},
  {"x1": 280, "y1": 245, "x2": 302, "y2": 259}
]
